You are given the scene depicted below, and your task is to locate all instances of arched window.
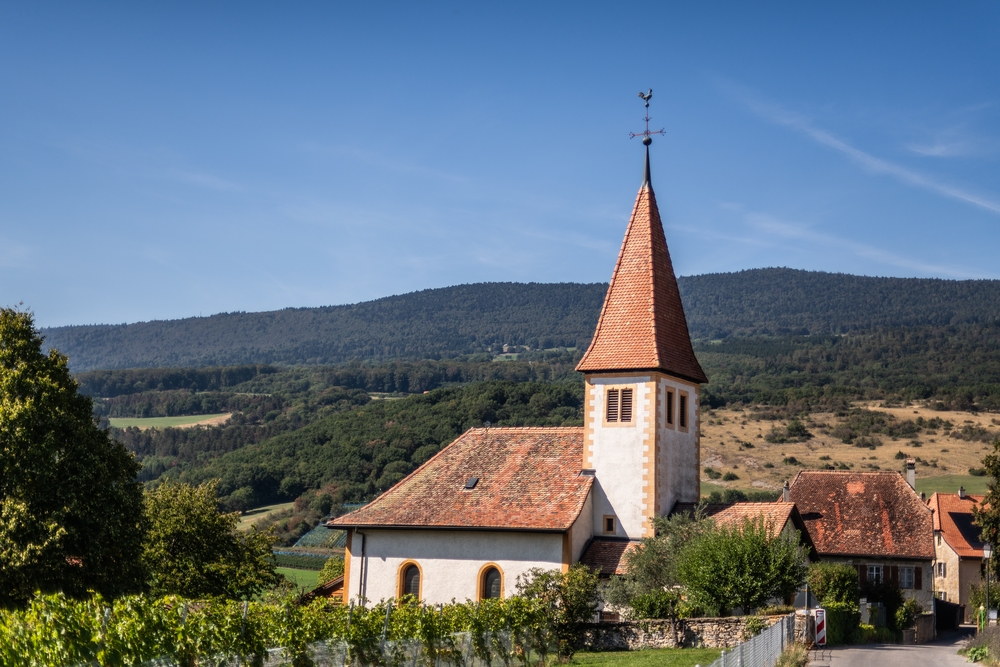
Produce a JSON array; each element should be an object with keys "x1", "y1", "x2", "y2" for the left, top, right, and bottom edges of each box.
[
  {"x1": 398, "y1": 561, "x2": 422, "y2": 599},
  {"x1": 479, "y1": 564, "x2": 504, "y2": 600}
]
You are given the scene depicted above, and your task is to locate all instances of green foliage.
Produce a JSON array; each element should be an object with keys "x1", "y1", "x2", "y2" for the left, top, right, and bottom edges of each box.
[
  {"x1": 183, "y1": 380, "x2": 584, "y2": 508},
  {"x1": 0, "y1": 591, "x2": 566, "y2": 667},
  {"x1": 807, "y1": 563, "x2": 860, "y2": 606},
  {"x1": 975, "y1": 439, "x2": 1000, "y2": 572},
  {"x1": 605, "y1": 512, "x2": 708, "y2": 618},
  {"x1": 968, "y1": 581, "x2": 1000, "y2": 612},
  {"x1": 318, "y1": 557, "x2": 345, "y2": 584},
  {"x1": 0, "y1": 308, "x2": 146, "y2": 606},
  {"x1": 740, "y1": 616, "x2": 767, "y2": 641},
  {"x1": 894, "y1": 598, "x2": 921, "y2": 630},
  {"x1": 967, "y1": 645, "x2": 989, "y2": 662},
  {"x1": 515, "y1": 564, "x2": 600, "y2": 659},
  {"x1": 857, "y1": 623, "x2": 877, "y2": 644},
  {"x1": 859, "y1": 579, "x2": 904, "y2": 631},
  {"x1": 629, "y1": 590, "x2": 683, "y2": 620},
  {"x1": 765, "y1": 420, "x2": 812, "y2": 444},
  {"x1": 774, "y1": 643, "x2": 810, "y2": 667},
  {"x1": 721, "y1": 472, "x2": 739, "y2": 481},
  {"x1": 704, "y1": 489, "x2": 780, "y2": 503},
  {"x1": 822, "y1": 601, "x2": 860, "y2": 646},
  {"x1": 675, "y1": 516, "x2": 807, "y2": 616},
  {"x1": 272, "y1": 552, "x2": 331, "y2": 570},
  {"x1": 143, "y1": 480, "x2": 281, "y2": 599},
  {"x1": 758, "y1": 604, "x2": 795, "y2": 615}
]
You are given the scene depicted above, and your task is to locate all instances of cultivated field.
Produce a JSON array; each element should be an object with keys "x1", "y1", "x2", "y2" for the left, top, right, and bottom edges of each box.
[
  {"x1": 699, "y1": 402, "x2": 999, "y2": 497},
  {"x1": 238, "y1": 502, "x2": 295, "y2": 531},
  {"x1": 108, "y1": 413, "x2": 232, "y2": 430},
  {"x1": 276, "y1": 567, "x2": 320, "y2": 592}
]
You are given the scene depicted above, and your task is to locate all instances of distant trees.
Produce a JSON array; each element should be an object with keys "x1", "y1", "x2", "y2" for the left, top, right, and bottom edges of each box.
[{"x1": 0, "y1": 308, "x2": 146, "y2": 606}]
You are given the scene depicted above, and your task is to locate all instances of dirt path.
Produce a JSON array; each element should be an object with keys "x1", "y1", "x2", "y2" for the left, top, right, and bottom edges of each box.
[{"x1": 175, "y1": 413, "x2": 232, "y2": 429}]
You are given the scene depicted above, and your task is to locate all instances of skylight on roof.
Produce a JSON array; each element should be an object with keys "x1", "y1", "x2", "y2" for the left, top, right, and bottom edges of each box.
[{"x1": 465, "y1": 477, "x2": 479, "y2": 489}]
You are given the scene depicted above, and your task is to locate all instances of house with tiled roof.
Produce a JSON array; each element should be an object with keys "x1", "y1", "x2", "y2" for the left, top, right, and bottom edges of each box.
[
  {"x1": 329, "y1": 142, "x2": 707, "y2": 604},
  {"x1": 927, "y1": 489, "x2": 988, "y2": 620},
  {"x1": 787, "y1": 470, "x2": 935, "y2": 608}
]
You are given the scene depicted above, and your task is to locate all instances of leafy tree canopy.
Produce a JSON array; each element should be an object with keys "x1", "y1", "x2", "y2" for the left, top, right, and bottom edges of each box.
[
  {"x1": 515, "y1": 565, "x2": 600, "y2": 660},
  {"x1": 318, "y1": 557, "x2": 345, "y2": 585},
  {"x1": 0, "y1": 308, "x2": 146, "y2": 606},
  {"x1": 806, "y1": 562, "x2": 859, "y2": 606},
  {"x1": 143, "y1": 479, "x2": 280, "y2": 599}
]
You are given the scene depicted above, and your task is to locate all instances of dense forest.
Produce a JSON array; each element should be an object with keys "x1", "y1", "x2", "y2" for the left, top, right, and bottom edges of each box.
[{"x1": 47, "y1": 269, "x2": 1000, "y2": 371}]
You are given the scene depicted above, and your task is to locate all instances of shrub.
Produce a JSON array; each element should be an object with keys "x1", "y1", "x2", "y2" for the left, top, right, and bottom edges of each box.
[
  {"x1": 630, "y1": 589, "x2": 681, "y2": 619},
  {"x1": 971, "y1": 467, "x2": 988, "y2": 476},
  {"x1": 704, "y1": 467, "x2": 722, "y2": 480},
  {"x1": 895, "y1": 598, "x2": 921, "y2": 630},
  {"x1": 759, "y1": 604, "x2": 796, "y2": 615},
  {"x1": 740, "y1": 616, "x2": 768, "y2": 641},
  {"x1": 722, "y1": 472, "x2": 739, "y2": 481},
  {"x1": 854, "y1": 436, "x2": 883, "y2": 449},
  {"x1": 857, "y1": 623, "x2": 877, "y2": 644},
  {"x1": 966, "y1": 625, "x2": 1000, "y2": 663},
  {"x1": 807, "y1": 563, "x2": 860, "y2": 606},
  {"x1": 823, "y1": 601, "x2": 860, "y2": 645},
  {"x1": 318, "y1": 557, "x2": 345, "y2": 584}
]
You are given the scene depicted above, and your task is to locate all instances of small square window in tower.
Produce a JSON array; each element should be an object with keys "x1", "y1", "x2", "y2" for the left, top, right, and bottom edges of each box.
[
  {"x1": 679, "y1": 393, "x2": 688, "y2": 429},
  {"x1": 603, "y1": 515, "x2": 616, "y2": 534},
  {"x1": 666, "y1": 390, "x2": 674, "y2": 426}
]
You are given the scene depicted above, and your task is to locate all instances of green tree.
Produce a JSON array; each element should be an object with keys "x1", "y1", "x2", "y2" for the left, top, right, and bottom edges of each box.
[
  {"x1": 676, "y1": 517, "x2": 808, "y2": 616},
  {"x1": 0, "y1": 307, "x2": 146, "y2": 606},
  {"x1": 318, "y1": 557, "x2": 345, "y2": 584},
  {"x1": 975, "y1": 439, "x2": 1000, "y2": 585},
  {"x1": 515, "y1": 564, "x2": 599, "y2": 660},
  {"x1": 605, "y1": 511, "x2": 709, "y2": 619},
  {"x1": 143, "y1": 479, "x2": 280, "y2": 599}
]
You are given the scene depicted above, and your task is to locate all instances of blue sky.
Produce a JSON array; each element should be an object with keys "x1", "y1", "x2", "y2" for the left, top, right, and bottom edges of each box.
[{"x1": 2, "y1": 2, "x2": 999, "y2": 327}]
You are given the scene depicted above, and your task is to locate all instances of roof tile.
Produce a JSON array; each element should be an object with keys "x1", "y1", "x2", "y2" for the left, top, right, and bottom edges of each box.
[
  {"x1": 576, "y1": 179, "x2": 707, "y2": 383},
  {"x1": 329, "y1": 427, "x2": 591, "y2": 531},
  {"x1": 788, "y1": 470, "x2": 934, "y2": 559},
  {"x1": 579, "y1": 539, "x2": 639, "y2": 576},
  {"x1": 927, "y1": 492, "x2": 988, "y2": 558}
]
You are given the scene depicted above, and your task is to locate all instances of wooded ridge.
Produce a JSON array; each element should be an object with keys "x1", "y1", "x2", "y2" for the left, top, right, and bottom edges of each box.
[{"x1": 45, "y1": 269, "x2": 1000, "y2": 372}]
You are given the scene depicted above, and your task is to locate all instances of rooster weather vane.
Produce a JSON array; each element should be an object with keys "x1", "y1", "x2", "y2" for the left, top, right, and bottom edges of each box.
[{"x1": 629, "y1": 89, "x2": 664, "y2": 146}]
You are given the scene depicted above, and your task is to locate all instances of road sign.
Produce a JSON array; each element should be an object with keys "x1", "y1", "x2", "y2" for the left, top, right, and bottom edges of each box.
[{"x1": 815, "y1": 609, "x2": 827, "y2": 646}]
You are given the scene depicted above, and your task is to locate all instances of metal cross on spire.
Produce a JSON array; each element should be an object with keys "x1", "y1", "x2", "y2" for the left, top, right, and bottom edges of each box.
[{"x1": 629, "y1": 89, "x2": 665, "y2": 146}]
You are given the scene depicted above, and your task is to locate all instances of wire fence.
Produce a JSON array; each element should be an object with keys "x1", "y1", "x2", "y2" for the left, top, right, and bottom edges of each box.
[{"x1": 699, "y1": 613, "x2": 795, "y2": 667}]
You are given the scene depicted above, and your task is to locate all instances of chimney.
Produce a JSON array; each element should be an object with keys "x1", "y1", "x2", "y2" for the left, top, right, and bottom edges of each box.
[
  {"x1": 906, "y1": 459, "x2": 916, "y2": 489},
  {"x1": 782, "y1": 480, "x2": 791, "y2": 503},
  {"x1": 921, "y1": 492, "x2": 926, "y2": 502},
  {"x1": 959, "y1": 486, "x2": 966, "y2": 500}
]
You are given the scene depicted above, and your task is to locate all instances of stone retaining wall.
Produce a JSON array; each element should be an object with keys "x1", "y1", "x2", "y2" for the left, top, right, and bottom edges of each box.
[{"x1": 580, "y1": 615, "x2": 786, "y2": 650}]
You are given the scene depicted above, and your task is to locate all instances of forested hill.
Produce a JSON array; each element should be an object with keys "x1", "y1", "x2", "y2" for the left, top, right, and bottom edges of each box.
[{"x1": 44, "y1": 269, "x2": 1000, "y2": 371}]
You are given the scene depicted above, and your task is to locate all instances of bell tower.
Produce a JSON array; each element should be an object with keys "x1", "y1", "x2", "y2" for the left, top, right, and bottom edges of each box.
[{"x1": 577, "y1": 107, "x2": 707, "y2": 539}]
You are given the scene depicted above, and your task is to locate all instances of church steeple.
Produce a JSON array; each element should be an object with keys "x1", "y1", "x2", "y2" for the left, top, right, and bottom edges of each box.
[{"x1": 576, "y1": 145, "x2": 707, "y2": 383}]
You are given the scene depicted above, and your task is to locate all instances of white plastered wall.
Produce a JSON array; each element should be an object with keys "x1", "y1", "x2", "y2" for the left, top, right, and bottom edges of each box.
[
  {"x1": 585, "y1": 375, "x2": 653, "y2": 539},
  {"x1": 345, "y1": 529, "x2": 565, "y2": 605},
  {"x1": 657, "y1": 375, "x2": 700, "y2": 514}
]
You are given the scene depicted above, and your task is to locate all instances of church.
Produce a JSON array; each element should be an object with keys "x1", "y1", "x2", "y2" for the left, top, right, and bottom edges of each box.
[{"x1": 330, "y1": 139, "x2": 707, "y2": 604}]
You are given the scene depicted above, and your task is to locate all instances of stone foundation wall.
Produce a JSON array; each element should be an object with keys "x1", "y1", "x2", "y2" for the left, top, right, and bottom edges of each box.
[{"x1": 580, "y1": 615, "x2": 786, "y2": 650}]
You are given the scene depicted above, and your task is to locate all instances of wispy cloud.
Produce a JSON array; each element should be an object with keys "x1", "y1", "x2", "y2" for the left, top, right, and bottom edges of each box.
[
  {"x1": 720, "y1": 82, "x2": 1000, "y2": 216},
  {"x1": 720, "y1": 204, "x2": 980, "y2": 278},
  {"x1": 298, "y1": 143, "x2": 470, "y2": 184},
  {"x1": 906, "y1": 140, "x2": 973, "y2": 158},
  {"x1": 168, "y1": 170, "x2": 244, "y2": 192},
  {"x1": 0, "y1": 238, "x2": 32, "y2": 268}
]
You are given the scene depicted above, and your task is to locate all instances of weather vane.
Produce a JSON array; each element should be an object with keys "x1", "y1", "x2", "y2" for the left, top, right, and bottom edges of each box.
[{"x1": 629, "y1": 89, "x2": 664, "y2": 146}]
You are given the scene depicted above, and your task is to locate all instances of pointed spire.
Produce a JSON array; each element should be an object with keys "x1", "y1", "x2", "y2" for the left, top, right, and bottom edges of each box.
[{"x1": 577, "y1": 147, "x2": 707, "y2": 383}]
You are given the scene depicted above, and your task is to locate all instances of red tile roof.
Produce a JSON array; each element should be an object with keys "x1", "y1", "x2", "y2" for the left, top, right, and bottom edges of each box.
[
  {"x1": 703, "y1": 502, "x2": 797, "y2": 535},
  {"x1": 579, "y1": 539, "x2": 639, "y2": 576},
  {"x1": 788, "y1": 471, "x2": 934, "y2": 560},
  {"x1": 329, "y1": 427, "x2": 591, "y2": 531},
  {"x1": 927, "y1": 492, "x2": 987, "y2": 558},
  {"x1": 576, "y1": 177, "x2": 707, "y2": 383}
]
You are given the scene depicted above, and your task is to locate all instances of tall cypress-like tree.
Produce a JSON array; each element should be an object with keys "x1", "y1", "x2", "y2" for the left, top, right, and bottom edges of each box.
[{"x1": 0, "y1": 308, "x2": 146, "y2": 605}]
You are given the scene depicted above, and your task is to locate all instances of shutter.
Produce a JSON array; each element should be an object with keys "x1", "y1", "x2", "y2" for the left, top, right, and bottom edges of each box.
[
  {"x1": 666, "y1": 391, "x2": 674, "y2": 424},
  {"x1": 915, "y1": 565, "x2": 922, "y2": 590},
  {"x1": 858, "y1": 564, "x2": 868, "y2": 583},
  {"x1": 889, "y1": 565, "x2": 899, "y2": 584},
  {"x1": 606, "y1": 389, "x2": 619, "y2": 422},
  {"x1": 620, "y1": 389, "x2": 633, "y2": 422}
]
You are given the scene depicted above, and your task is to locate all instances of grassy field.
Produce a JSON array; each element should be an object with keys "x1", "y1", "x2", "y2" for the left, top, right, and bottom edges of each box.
[
  {"x1": 108, "y1": 413, "x2": 231, "y2": 429},
  {"x1": 277, "y1": 567, "x2": 320, "y2": 592},
  {"x1": 238, "y1": 502, "x2": 294, "y2": 531},
  {"x1": 699, "y1": 403, "x2": 998, "y2": 494},
  {"x1": 570, "y1": 647, "x2": 721, "y2": 666},
  {"x1": 916, "y1": 474, "x2": 991, "y2": 496}
]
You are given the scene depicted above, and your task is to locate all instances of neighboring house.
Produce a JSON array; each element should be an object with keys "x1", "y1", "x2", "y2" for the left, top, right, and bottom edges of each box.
[
  {"x1": 788, "y1": 470, "x2": 935, "y2": 609},
  {"x1": 329, "y1": 144, "x2": 708, "y2": 604},
  {"x1": 927, "y1": 489, "x2": 987, "y2": 621},
  {"x1": 697, "y1": 501, "x2": 819, "y2": 561}
]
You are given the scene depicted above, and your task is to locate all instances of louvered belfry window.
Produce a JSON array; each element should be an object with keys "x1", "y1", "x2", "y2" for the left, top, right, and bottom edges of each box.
[
  {"x1": 606, "y1": 389, "x2": 620, "y2": 422},
  {"x1": 620, "y1": 389, "x2": 633, "y2": 422},
  {"x1": 606, "y1": 388, "x2": 632, "y2": 423}
]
